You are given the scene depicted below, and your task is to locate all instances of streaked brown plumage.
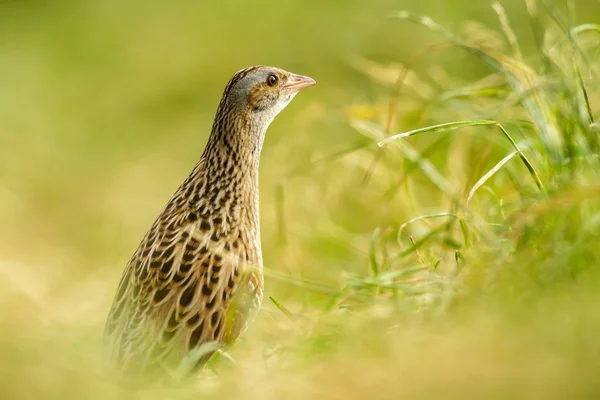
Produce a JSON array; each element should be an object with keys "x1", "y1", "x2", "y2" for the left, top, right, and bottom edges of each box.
[{"x1": 104, "y1": 66, "x2": 315, "y2": 374}]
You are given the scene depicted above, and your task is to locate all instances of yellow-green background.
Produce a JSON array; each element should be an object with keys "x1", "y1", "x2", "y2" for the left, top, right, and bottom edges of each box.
[{"x1": 2, "y1": 0, "x2": 600, "y2": 398}]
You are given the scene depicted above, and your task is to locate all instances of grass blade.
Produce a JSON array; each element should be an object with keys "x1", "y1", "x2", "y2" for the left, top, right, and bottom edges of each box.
[
  {"x1": 378, "y1": 120, "x2": 497, "y2": 147},
  {"x1": 377, "y1": 120, "x2": 544, "y2": 192},
  {"x1": 467, "y1": 151, "x2": 518, "y2": 208},
  {"x1": 269, "y1": 296, "x2": 297, "y2": 322},
  {"x1": 398, "y1": 213, "x2": 464, "y2": 245},
  {"x1": 495, "y1": 123, "x2": 545, "y2": 191},
  {"x1": 369, "y1": 227, "x2": 382, "y2": 276}
]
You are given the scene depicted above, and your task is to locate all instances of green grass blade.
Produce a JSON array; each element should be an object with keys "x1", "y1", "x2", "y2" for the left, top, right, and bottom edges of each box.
[
  {"x1": 369, "y1": 227, "x2": 381, "y2": 276},
  {"x1": 495, "y1": 123, "x2": 545, "y2": 191},
  {"x1": 398, "y1": 225, "x2": 447, "y2": 258},
  {"x1": 573, "y1": 54, "x2": 598, "y2": 151},
  {"x1": 467, "y1": 151, "x2": 518, "y2": 208},
  {"x1": 377, "y1": 120, "x2": 544, "y2": 192},
  {"x1": 455, "y1": 250, "x2": 465, "y2": 267},
  {"x1": 378, "y1": 120, "x2": 497, "y2": 147},
  {"x1": 459, "y1": 219, "x2": 470, "y2": 247},
  {"x1": 269, "y1": 296, "x2": 297, "y2": 322},
  {"x1": 397, "y1": 213, "x2": 464, "y2": 246}
]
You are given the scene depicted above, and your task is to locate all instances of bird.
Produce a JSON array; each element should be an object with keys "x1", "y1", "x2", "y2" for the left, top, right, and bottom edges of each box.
[{"x1": 104, "y1": 65, "x2": 315, "y2": 375}]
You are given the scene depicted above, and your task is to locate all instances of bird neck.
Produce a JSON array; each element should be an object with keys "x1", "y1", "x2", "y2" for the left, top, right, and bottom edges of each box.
[
  {"x1": 204, "y1": 111, "x2": 268, "y2": 183},
  {"x1": 191, "y1": 111, "x2": 269, "y2": 233}
]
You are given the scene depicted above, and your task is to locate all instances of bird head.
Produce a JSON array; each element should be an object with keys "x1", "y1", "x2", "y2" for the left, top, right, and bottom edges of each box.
[{"x1": 223, "y1": 66, "x2": 316, "y2": 124}]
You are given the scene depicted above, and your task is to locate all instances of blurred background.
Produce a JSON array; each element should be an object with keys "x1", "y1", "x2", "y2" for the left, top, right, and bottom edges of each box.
[{"x1": 1, "y1": 0, "x2": 600, "y2": 398}]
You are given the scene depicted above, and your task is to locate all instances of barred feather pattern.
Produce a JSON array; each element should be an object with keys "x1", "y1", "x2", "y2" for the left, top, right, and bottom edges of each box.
[{"x1": 104, "y1": 66, "x2": 277, "y2": 373}]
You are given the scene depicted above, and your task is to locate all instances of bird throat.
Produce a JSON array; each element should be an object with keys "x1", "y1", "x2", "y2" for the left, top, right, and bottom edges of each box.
[{"x1": 192, "y1": 112, "x2": 268, "y2": 241}]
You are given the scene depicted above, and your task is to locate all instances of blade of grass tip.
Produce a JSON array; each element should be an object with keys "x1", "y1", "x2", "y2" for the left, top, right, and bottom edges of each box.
[
  {"x1": 467, "y1": 151, "x2": 518, "y2": 208},
  {"x1": 492, "y1": 1, "x2": 523, "y2": 60},
  {"x1": 369, "y1": 227, "x2": 381, "y2": 276},
  {"x1": 378, "y1": 120, "x2": 497, "y2": 147},
  {"x1": 397, "y1": 213, "x2": 463, "y2": 247},
  {"x1": 455, "y1": 250, "x2": 464, "y2": 267},
  {"x1": 269, "y1": 296, "x2": 297, "y2": 322},
  {"x1": 409, "y1": 235, "x2": 426, "y2": 265},
  {"x1": 495, "y1": 123, "x2": 544, "y2": 191}
]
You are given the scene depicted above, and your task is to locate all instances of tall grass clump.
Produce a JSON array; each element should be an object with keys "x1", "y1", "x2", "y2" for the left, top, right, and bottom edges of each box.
[
  {"x1": 348, "y1": 1, "x2": 600, "y2": 306},
  {"x1": 329, "y1": 2, "x2": 600, "y2": 396}
]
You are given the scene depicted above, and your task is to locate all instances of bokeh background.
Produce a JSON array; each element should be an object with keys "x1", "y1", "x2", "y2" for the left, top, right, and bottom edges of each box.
[{"x1": 2, "y1": 0, "x2": 600, "y2": 398}]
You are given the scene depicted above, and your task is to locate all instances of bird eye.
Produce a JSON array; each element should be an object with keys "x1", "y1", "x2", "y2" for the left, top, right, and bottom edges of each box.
[{"x1": 267, "y1": 74, "x2": 278, "y2": 87}]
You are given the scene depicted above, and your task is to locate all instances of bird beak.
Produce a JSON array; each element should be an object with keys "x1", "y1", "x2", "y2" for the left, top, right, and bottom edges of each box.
[{"x1": 282, "y1": 74, "x2": 316, "y2": 91}]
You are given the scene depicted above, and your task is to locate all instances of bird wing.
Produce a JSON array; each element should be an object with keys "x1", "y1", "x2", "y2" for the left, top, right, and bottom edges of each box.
[
  {"x1": 224, "y1": 267, "x2": 264, "y2": 344},
  {"x1": 104, "y1": 209, "x2": 248, "y2": 373}
]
